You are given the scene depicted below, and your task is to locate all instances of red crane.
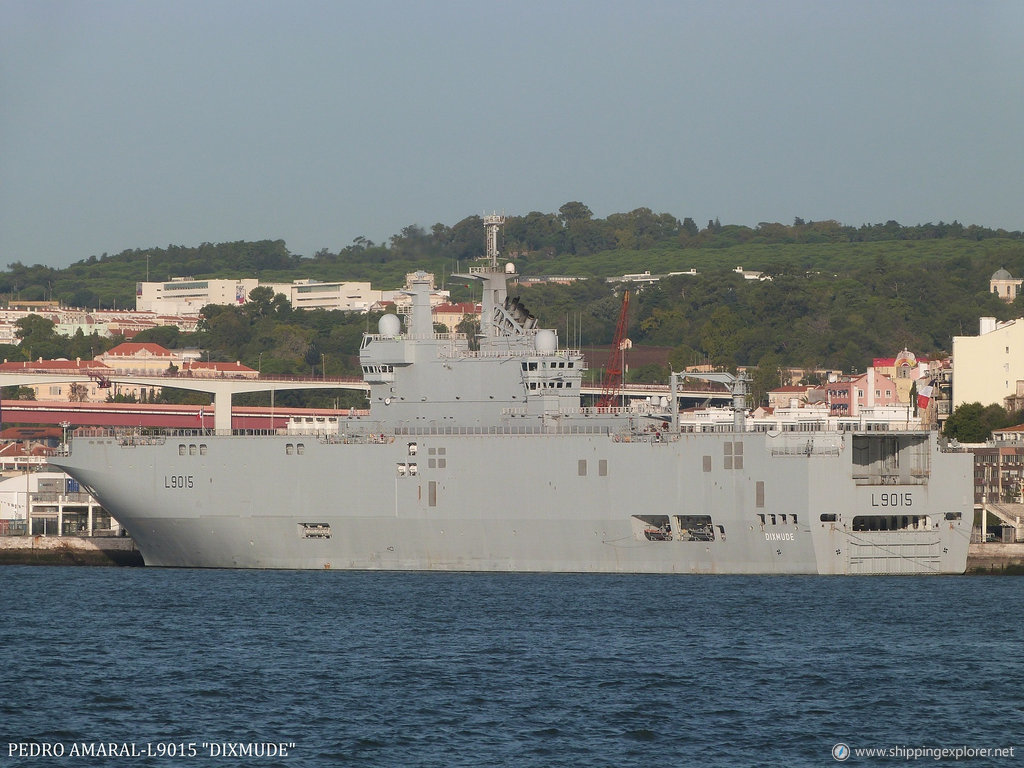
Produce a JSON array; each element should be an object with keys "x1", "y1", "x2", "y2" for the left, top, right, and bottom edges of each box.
[{"x1": 597, "y1": 290, "x2": 630, "y2": 410}]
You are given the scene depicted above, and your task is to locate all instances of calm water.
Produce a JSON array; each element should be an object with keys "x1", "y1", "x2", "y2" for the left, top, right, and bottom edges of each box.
[{"x1": 1, "y1": 568, "x2": 1022, "y2": 767}]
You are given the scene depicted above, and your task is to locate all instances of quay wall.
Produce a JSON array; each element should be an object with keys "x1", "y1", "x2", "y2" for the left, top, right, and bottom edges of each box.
[
  {"x1": 0, "y1": 535, "x2": 143, "y2": 566},
  {"x1": 966, "y1": 542, "x2": 1024, "y2": 574}
]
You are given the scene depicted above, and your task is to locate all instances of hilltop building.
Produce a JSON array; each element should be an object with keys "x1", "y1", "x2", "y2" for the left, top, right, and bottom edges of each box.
[
  {"x1": 990, "y1": 268, "x2": 1023, "y2": 303},
  {"x1": 135, "y1": 277, "x2": 257, "y2": 313},
  {"x1": 136, "y1": 273, "x2": 454, "y2": 314},
  {"x1": 733, "y1": 266, "x2": 772, "y2": 281},
  {"x1": 604, "y1": 270, "x2": 699, "y2": 285},
  {"x1": 260, "y1": 279, "x2": 383, "y2": 312}
]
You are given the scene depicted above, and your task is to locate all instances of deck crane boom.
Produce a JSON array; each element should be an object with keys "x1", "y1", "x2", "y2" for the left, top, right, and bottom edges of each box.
[{"x1": 597, "y1": 289, "x2": 630, "y2": 409}]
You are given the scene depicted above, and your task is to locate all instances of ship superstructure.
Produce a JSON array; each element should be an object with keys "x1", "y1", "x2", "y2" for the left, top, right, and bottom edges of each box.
[{"x1": 54, "y1": 217, "x2": 973, "y2": 573}]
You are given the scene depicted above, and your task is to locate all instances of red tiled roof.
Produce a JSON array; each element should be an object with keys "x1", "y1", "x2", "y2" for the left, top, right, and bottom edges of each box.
[
  {"x1": 102, "y1": 342, "x2": 174, "y2": 357},
  {"x1": 433, "y1": 303, "x2": 481, "y2": 314}
]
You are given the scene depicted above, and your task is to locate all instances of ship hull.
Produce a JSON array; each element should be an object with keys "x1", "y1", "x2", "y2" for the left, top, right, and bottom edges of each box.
[{"x1": 53, "y1": 429, "x2": 973, "y2": 574}]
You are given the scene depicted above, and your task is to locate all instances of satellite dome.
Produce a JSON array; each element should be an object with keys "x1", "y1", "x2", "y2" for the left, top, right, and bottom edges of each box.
[
  {"x1": 378, "y1": 314, "x2": 401, "y2": 337},
  {"x1": 535, "y1": 329, "x2": 557, "y2": 354},
  {"x1": 505, "y1": 262, "x2": 516, "y2": 274}
]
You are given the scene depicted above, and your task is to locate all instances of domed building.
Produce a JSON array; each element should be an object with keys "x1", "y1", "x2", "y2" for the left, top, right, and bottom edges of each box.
[
  {"x1": 872, "y1": 348, "x2": 931, "y2": 405},
  {"x1": 990, "y1": 267, "x2": 1022, "y2": 302}
]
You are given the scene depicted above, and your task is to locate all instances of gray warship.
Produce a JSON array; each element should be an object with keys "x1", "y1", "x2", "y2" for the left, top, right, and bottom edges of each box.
[{"x1": 54, "y1": 217, "x2": 973, "y2": 573}]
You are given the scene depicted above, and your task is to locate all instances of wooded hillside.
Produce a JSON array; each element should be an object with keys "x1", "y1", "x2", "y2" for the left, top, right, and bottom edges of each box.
[{"x1": 2, "y1": 204, "x2": 1023, "y2": 398}]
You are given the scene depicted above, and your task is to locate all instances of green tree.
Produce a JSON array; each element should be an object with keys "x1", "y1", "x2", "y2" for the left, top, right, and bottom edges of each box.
[
  {"x1": 455, "y1": 314, "x2": 480, "y2": 351},
  {"x1": 132, "y1": 325, "x2": 183, "y2": 349},
  {"x1": 628, "y1": 362, "x2": 668, "y2": 384},
  {"x1": 244, "y1": 286, "x2": 277, "y2": 319},
  {"x1": 557, "y1": 201, "x2": 593, "y2": 225},
  {"x1": 700, "y1": 306, "x2": 742, "y2": 366},
  {"x1": 15, "y1": 314, "x2": 56, "y2": 345},
  {"x1": 14, "y1": 314, "x2": 64, "y2": 359},
  {"x1": 668, "y1": 343, "x2": 700, "y2": 371},
  {"x1": 943, "y1": 402, "x2": 1012, "y2": 442},
  {"x1": 749, "y1": 353, "x2": 784, "y2": 407}
]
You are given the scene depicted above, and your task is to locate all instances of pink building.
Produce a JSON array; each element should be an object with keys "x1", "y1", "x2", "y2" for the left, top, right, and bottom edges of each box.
[
  {"x1": 824, "y1": 370, "x2": 899, "y2": 416},
  {"x1": 871, "y1": 348, "x2": 936, "y2": 404}
]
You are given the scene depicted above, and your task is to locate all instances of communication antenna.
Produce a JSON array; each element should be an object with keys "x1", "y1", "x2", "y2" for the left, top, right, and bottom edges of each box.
[{"x1": 483, "y1": 213, "x2": 505, "y2": 269}]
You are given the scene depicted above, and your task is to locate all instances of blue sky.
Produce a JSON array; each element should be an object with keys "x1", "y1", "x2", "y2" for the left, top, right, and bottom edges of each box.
[{"x1": 2, "y1": 0, "x2": 1023, "y2": 268}]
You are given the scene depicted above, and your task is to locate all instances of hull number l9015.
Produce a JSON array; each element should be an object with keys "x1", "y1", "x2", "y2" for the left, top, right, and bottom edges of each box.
[
  {"x1": 871, "y1": 492, "x2": 912, "y2": 507},
  {"x1": 164, "y1": 475, "x2": 194, "y2": 489}
]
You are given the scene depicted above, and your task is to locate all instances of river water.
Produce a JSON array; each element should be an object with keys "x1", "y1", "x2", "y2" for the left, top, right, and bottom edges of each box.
[{"x1": 1, "y1": 567, "x2": 1022, "y2": 767}]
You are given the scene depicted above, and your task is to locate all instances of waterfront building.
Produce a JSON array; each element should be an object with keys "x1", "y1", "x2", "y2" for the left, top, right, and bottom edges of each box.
[{"x1": 0, "y1": 470, "x2": 113, "y2": 537}]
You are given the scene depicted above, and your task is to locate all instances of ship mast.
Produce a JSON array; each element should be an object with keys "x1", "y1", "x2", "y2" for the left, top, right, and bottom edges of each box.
[{"x1": 484, "y1": 213, "x2": 504, "y2": 270}]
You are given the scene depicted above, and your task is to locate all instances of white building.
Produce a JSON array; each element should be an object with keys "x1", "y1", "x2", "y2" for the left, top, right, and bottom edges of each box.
[
  {"x1": 136, "y1": 277, "x2": 386, "y2": 313},
  {"x1": 733, "y1": 266, "x2": 772, "y2": 281},
  {"x1": 0, "y1": 471, "x2": 114, "y2": 536},
  {"x1": 136, "y1": 277, "x2": 258, "y2": 313},
  {"x1": 0, "y1": 306, "x2": 198, "y2": 346},
  {"x1": 952, "y1": 317, "x2": 1024, "y2": 408},
  {"x1": 262, "y1": 279, "x2": 383, "y2": 312}
]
